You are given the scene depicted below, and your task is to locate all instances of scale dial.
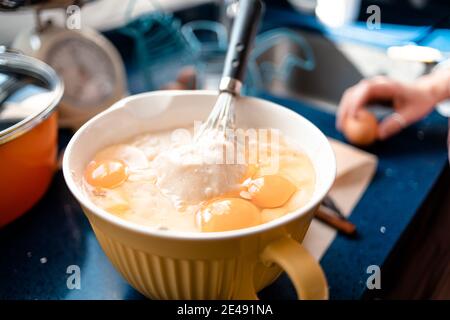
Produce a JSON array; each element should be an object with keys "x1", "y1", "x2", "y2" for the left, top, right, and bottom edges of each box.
[
  {"x1": 45, "y1": 36, "x2": 117, "y2": 109},
  {"x1": 13, "y1": 25, "x2": 126, "y2": 128}
]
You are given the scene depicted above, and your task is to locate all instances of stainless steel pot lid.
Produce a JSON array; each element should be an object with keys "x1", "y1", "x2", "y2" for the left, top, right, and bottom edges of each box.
[{"x1": 0, "y1": 51, "x2": 63, "y2": 145}]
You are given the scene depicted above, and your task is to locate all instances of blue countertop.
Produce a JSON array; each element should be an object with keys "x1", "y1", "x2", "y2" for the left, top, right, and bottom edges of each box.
[{"x1": 1, "y1": 8, "x2": 449, "y2": 300}]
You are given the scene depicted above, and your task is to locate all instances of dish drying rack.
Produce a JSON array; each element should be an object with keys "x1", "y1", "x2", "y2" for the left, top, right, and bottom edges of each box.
[{"x1": 116, "y1": 0, "x2": 317, "y2": 95}]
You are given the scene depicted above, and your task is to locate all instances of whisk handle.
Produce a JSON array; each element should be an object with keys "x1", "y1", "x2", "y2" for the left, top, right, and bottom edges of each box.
[{"x1": 220, "y1": 0, "x2": 264, "y2": 94}]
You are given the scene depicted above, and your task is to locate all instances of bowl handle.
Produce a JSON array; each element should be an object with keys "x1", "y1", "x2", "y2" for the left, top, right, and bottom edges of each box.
[{"x1": 236, "y1": 235, "x2": 329, "y2": 300}]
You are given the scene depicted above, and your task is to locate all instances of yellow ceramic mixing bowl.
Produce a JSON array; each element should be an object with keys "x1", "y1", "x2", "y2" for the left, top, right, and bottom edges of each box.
[{"x1": 63, "y1": 91, "x2": 336, "y2": 299}]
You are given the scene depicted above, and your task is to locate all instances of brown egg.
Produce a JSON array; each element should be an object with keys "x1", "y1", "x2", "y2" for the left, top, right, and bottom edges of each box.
[
  {"x1": 343, "y1": 109, "x2": 378, "y2": 146},
  {"x1": 176, "y1": 67, "x2": 196, "y2": 89},
  {"x1": 160, "y1": 82, "x2": 187, "y2": 90}
]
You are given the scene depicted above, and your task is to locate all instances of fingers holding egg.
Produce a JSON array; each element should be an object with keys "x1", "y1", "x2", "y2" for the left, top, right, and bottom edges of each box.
[{"x1": 342, "y1": 109, "x2": 378, "y2": 146}]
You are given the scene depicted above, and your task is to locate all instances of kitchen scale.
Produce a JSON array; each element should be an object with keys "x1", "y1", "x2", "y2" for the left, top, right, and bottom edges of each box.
[{"x1": 3, "y1": 0, "x2": 126, "y2": 128}]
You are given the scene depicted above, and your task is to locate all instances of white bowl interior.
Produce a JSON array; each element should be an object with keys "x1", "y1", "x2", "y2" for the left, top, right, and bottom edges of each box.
[{"x1": 64, "y1": 91, "x2": 336, "y2": 237}]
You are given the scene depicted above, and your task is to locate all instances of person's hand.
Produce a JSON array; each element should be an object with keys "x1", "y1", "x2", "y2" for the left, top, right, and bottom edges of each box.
[{"x1": 336, "y1": 76, "x2": 437, "y2": 140}]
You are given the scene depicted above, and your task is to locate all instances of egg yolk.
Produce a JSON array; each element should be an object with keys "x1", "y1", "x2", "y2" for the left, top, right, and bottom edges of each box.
[
  {"x1": 241, "y1": 164, "x2": 258, "y2": 183},
  {"x1": 247, "y1": 175, "x2": 296, "y2": 208},
  {"x1": 223, "y1": 164, "x2": 259, "y2": 198},
  {"x1": 85, "y1": 159, "x2": 129, "y2": 188},
  {"x1": 106, "y1": 203, "x2": 130, "y2": 215},
  {"x1": 197, "y1": 198, "x2": 261, "y2": 232}
]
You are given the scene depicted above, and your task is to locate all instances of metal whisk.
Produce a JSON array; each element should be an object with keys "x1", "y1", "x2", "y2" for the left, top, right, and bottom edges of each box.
[{"x1": 195, "y1": 0, "x2": 264, "y2": 140}]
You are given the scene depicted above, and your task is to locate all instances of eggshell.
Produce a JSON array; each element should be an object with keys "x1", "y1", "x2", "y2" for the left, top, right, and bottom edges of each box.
[{"x1": 343, "y1": 109, "x2": 378, "y2": 146}]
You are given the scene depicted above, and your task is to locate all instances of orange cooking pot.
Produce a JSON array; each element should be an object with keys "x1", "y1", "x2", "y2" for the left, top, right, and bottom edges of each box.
[{"x1": 0, "y1": 52, "x2": 63, "y2": 227}]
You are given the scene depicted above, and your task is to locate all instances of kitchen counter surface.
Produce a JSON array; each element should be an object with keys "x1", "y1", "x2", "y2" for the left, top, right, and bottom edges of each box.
[
  {"x1": 0, "y1": 7, "x2": 449, "y2": 300},
  {"x1": 259, "y1": 95, "x2": 449, "y2": 299}
]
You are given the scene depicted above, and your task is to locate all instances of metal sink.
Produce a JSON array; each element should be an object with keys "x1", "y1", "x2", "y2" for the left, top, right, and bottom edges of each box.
[{"x1": 249, "y1": 29, "x2": 428, "y2": 114}]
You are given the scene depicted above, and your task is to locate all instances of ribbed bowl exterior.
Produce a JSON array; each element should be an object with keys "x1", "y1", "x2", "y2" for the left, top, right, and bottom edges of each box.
[{"x1": 85, "y1": 207, "x2": 315, "y2": 300}]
